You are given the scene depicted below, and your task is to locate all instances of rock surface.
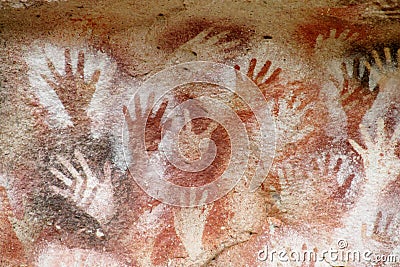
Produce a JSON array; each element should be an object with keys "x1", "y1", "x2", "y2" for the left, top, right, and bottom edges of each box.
[{"x1": 1, "y1": 0, "x2": 400, "y2": 266}]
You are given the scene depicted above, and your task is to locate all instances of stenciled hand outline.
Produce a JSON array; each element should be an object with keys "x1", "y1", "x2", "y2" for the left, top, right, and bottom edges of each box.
[
  {"x1": 168, "y1": 27, "x2": 241, "y2": 64},
  {"x1": 50, "y1": 149, "x2": 115, "y2": 225},
  {"x1": 349, "y1": 117, "x2": 400, "y2": 192},
  {"x1": 314, "y1": 28, "x2": 359, "y2": 63},
  {"x1": 40, "y1": 48, "x2": 101, "y2": 127}
]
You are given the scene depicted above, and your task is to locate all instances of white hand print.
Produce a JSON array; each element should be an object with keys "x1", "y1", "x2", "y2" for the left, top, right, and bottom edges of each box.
[
  {"x1": 349, "y1": 117, "x2": 400, "y2": 191},
  {"x1": 342, "y1": 118, "x2": 400, "y2": 239},
  {"x1": 273, "y1": 89, "x2": 314, "y2": 150},
  {"x1": 174, "y1": 190, "x2": 212, "y2": 262},
  {"x1": 50, "y1": 149, "x2": 115, "y2": 225}
]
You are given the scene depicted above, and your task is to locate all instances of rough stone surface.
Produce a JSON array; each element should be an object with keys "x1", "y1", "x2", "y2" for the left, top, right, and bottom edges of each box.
[{"x1": 1, "y1": 0, "x2": 400, "y2": 266}]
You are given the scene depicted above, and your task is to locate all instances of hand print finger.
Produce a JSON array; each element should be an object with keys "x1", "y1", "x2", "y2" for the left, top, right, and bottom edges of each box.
[
  {"x1": 315, "y1": 33, "x2": 324, "y2": 49},
  {"x1": 45, "y1": 57, "x2": 62, "y2": 84},
  {"x1": 262, "y1": 67, "x2": 281, "y2": 86},
  {"x1": 50, "y1": 185, "x2": 73, "y2": 200},
  {"x1": 202, "y1": 121, "x2": 218, "y2": 137},
  {"x1": 49, "y1": 167, "x2": 73, "y2": 187},
  {"x1": 90, "y1": 70, "x2": 101, "y2": 86},
  {"x1": 134, "y1": 94, "x2": 142, "y2": 119},
  {"x1": 376, "y1": 117, "x2": 386, "y2": 145},
  {"x1": 191, "y1": 27, "x2": 214, "y2": 44},
  {"x1": 347, "y1": 31, "x2": 359, "y2": 43},
  {"x1": 329, "y1": 28, "x2": 337, "y2": 39},
  {"x1": 102, "y1": 161, "x2": 112, "y2": 183},
  {"x1": 338, "y1": 28, "x2": 351, "y2": 41},
  {"x1": 56, "y1": 154, "x2": 83, "y2": 184},
  {"x1": 75, "y1": 149, "x2": 97, "y2": 185},
  {"x1": 359, "y1": 123, "x2": 373, "y2": 146},
  {"x1": 352, "y1": 58, "x2": 361, "y2": 80},
  {"x1": 146, "y1": 92, "x2": 156, "y2": 115},
  {"x1": 384, "y1": 47, "x2": 392, "y2": 64},
  {"x1": 255, "y1": 60, "x2": 272, "y2": 85},
  {"x1": 64, "y1": 48, "x2": 73, "y2": 78},
  {"x1": 76, "y1": 50, "x2": 85, "y2": 80},
  {"x1": 349, "y1": 139, "x2": 366, "y2": 156},
  {"x1": 372, "y1": 50, "x2": 384, "y2": 70},
  {"x1": 247, "y1": 58, "x2": 257, "y2": 79},
  {"x1": 152, "y1": 99, "x2": 169, "y2": 123},
  {"x1": 206, "y1": 30, "x2": 229, "y2": 45},
  {"x1": 183, "y1": 109, "x2": 193, "y2": 133}
]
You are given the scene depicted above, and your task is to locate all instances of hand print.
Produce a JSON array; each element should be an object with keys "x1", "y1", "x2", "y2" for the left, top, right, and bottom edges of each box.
[
  {"x1": 275, "y1": 151, "x2": 357, "y2": 227},
  {"x1": 174, "y1": 190, "x2": 212, "y2": 261},
  {"x1": 167, "y1": 27, "x2": 241, "y2": 64},
  {"x1": 365, "y1": 47, "x2": 400, "y2": 90},
  {"x1": 40, "y1": 48, "x2": 100, "y2": 128},
  {"x1": 310, "y1": 151, "x2": 356, "y2": 202},
  {"x1": 234, "y1": 58, "x2": 282, "y2": 96},
  {"x1": 349, "y1": 117, "x2": 400, "y2": 191},
  {"x1": 369, "y1": 211, "x2": 399, "y2": 245},
  {"x1": 367, "y1": 0, "x2": 400, "y2": 19},
  {"x1": 272, "y1": 84, "x2": 315, "y2": 150},
  {"x1": 331, "y1": 58, "x2": 378, "y2": 141},
  {"x1": 0, "y1": 185, "x2": 40, "y2": 248},
  {"x1": 314, "y1": 29, "x2": 358, "y2": 63},
  {"x1": 341, "y1": 118, "x2": 400, "y2": 240},
  {"x1": 50, "y1": 149, "x2": 115, "y2": 225},
  {"x1": 123, "y1": 93, "x2": 170, "y2": 153}
]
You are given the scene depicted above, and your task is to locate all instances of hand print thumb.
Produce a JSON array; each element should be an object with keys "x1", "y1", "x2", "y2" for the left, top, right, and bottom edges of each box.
[{"x1": 122, "y1": 61, "x2": 276, "y2": 207}]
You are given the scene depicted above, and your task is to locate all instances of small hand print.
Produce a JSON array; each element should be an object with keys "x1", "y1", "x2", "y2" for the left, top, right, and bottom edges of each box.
[{"x1": 50, "y1": 149, "x2": 115, "y2": 225}]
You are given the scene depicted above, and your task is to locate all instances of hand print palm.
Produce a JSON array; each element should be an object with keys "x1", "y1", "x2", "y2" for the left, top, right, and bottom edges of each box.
[
  {"x1": 41, "y1": 48, "x2": 100, "y2": 126},
  {"x1": 178, "y1": 109, "x2": 218, "y2": 163},
  {"x1": 50, "y1": 149, "x2": 114, "y2": 225}
]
